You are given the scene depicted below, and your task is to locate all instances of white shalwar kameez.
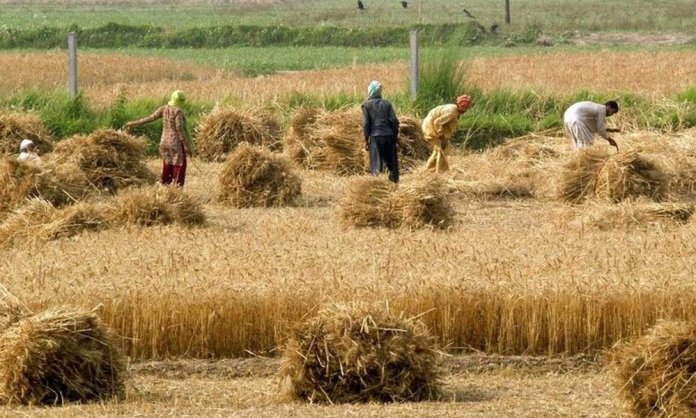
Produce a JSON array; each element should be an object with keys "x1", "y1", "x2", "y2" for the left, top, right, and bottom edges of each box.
[{"x1": 563, "y1": 101, "x2": 608, "y2": 150}]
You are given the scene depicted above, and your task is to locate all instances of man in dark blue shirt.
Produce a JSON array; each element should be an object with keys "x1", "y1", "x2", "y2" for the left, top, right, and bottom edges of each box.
[{"x1": 361, "y1": 80, "x2": 400, "y2": 183}]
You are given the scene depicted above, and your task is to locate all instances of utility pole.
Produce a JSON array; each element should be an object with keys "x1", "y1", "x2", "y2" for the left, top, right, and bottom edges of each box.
[
  {"x1": 68, "y1": 32, "x2": 78, "y2": 98},
  {"x1": 505, "y1": 0, "x2": 511, "y2": 25},
  {"x1": 409, "y1": 30, "x2": 419, "y2": 98}
]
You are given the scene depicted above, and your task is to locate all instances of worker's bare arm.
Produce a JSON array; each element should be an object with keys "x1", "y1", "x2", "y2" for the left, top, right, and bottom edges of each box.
[{"x1": 606, "y1": 137, "x2": 618, "y2": 151}]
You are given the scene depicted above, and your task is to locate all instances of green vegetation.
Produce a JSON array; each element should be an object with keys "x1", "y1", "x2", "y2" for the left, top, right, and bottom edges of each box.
[
  {"x1": 0, "y1": 22, "x2": 494, "y2": 49},
  {"x1": 413, "y1": 47, "x2": 469, "y2": 115},
  {"x1": 0, "y1": 0, "x2": 693, "y2": 51},
  {"x1": 2, "y1": 0, "x2": 695, "y2": 34}
]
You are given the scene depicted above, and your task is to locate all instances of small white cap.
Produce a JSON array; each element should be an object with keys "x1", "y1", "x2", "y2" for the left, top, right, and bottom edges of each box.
[{"x1": 19, "y1": 139, "x2": 34, "y2": 151}]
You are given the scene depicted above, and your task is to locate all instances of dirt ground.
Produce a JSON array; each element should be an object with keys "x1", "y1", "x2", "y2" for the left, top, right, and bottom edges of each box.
[{"x1": 6, "y1": 355, "x2": 630, "y2": 417}]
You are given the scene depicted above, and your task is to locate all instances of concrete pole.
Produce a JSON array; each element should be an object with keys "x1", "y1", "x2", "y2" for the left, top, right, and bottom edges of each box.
[
  {"x1": 409, "y1": 30, "x2": 419, "y2": 98},
  {"x1": 68, "y1": 32, "x2": 78, "y2": 98},
  {"x1": 505, "y1": 0, "x2": 511, "y2": 24}
]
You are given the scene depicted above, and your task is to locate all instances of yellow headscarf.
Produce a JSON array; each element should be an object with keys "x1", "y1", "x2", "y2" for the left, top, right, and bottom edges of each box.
[{"x1": 168, "y1": 90, "x2": 186, "y2": 107}]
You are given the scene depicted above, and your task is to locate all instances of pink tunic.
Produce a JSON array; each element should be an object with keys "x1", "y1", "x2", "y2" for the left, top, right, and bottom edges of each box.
[{"x1": 132, "y1": 105, "x2": 188, "y2": 165}]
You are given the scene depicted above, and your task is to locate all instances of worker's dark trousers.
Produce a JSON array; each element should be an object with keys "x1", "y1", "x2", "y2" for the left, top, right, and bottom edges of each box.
[{"x1": 369, "y1": 135, "x2": 399, "y2": 183}]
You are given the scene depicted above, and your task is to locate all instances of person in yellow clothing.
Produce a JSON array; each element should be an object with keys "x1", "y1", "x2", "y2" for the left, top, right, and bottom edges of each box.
[{"x1": 422, "y1": 95, "x2": 474, "y2": 172}]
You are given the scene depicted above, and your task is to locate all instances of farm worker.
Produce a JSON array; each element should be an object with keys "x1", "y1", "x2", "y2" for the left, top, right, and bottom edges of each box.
[
  {"x1": 124, "y1": 90, "x2": 193, "y2": 186},
  {"x1": 17, "y1": 139, "x2": 41, "y2": 163},
  {"x1": 422, "y1": 95, "x2": 474, "y2": 173},
  {"x1": 563, "y1": 100, "x2": 620, "y2": 151},
  {"x1": 361, "y1": 80, "x2": 400, "y2": 183}
]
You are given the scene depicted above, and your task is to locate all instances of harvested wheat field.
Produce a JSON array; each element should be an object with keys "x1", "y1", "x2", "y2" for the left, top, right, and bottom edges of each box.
[
  {"x1": 2, "y1": 355, "x2": 625, "y2": 417},
  {"x1": 2, "y1": 128, "x2": 696, "y2": 416}
]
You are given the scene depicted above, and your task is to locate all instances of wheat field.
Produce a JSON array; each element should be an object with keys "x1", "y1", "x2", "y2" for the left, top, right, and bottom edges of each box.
[
  {"x1": 1, "y1": 50, "x2": 695, "y2": 107},
  {"x1": 2, "y1": 133, "x2": 691, "y2": 416},
  {"x1": 3, "y1": 130, "x2": 696, "y2": 361},
  {"x1": 1, "y1": 46, "x2": 696, "y2": 415}
]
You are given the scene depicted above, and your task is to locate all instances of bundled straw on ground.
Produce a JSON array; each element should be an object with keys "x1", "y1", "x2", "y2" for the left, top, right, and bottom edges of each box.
[
  {"x1": 313, "y1": 108, "x2": 367, "y2": 175},
  {"x1": 51, "y1": 129, "x2": 155, "y2": 192},
  {"x1": 338, "y1": 177, "x2": 400, "y2": 228},
  {"x1": 0, "y1": 157, "x2": 42, "y2": 214},
  {"x1": 611, "y1": 320, "x2": 696, "y2": 418},
  {"x1": 0, "y1": 307, "x2": 126, "y2": 405},
  {"x1": 0, "y1": 185, "x2": 205, "y2": 247},
  {"x1": 217, "y1": 143, "x2": 301, "y2": 208},
  {"x1": 284, "y1": 107, "x2": 322, "y2": 165},
  {"x1": 572, "y1": 200, "x2": 695, "y2": 231},
  {"x1": 196, "y1": 108, "x2": 282, "y2": 161},
  {"x1": 394, "y1": 173, "x2": 453, "y2": 228},
  {"x1": 398, "y1": 116, "x2": 431, "y2": 160},
  {"x1": 280, "y1": 303, "x2": 441, "y2": 404},
  {"x1": 398, "y1": 116, "x2": 432, "y2": 172},
  {"x1": 106, "y1": 184, "x2": 205, "y2": 227},
  {"x1": 558, "y1": 148, "x2": 668, "y2": 203},
  {"x1": 0, "y1": 112, "x2": 54, "y2": 155},
  {"x1": 0, "y1": 157, "x2": 93, "y2": 215},
  {"x1": 339, "y1": 173, "x2": 452, "y2": 229},
  {"x1": 0, "y1": 199, "x2": 108, "y2": 247},
  {"x1": 0, "y1": 285, "x2": 30, "y2": 333}
]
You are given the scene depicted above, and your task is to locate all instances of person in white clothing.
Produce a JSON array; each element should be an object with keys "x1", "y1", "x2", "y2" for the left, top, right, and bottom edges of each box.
[
  {"x1": 563, "y1": 100, "x2": 620, "y2": 150},
  {"x1": 17, "y1": 139, "x2": 41, "y2": 163}
]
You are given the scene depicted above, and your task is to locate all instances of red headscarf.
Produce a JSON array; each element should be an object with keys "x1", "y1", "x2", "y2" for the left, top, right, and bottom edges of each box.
[{"x1": 456, "y1": 95, "x2": 473, "y2": 112}]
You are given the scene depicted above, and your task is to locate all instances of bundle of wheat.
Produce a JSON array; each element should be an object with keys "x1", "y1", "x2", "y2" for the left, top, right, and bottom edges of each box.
[
  {"x1": 0, "y1": 156, "x2": 96, "y2": 216},
  {"x1": 0, "y1": 308, "x2": 126, "y2": 405},
  {"x1": 0, "y1": 285, "x2": 29, "y2": 333},
  {"x1": 612, "y1": 320, "x2": 696, "y2": 418},
  {"x1": 0, "y1": 199, "x2": 108, "y2": 247},
  {"x1": 0, "y1": 112, "x2": 54, "y2": 155},
  {"x1": 595, "y1": 150, "x2": 668, "y2": 202},
  {"x1": 398, "y1": 116, "x2": 431, "y2": 159},
  {"x1": 339, "y1": 173, "x2": 452, "y2": 229},
  {"x1": 196, "y1": 108, "x2": 282, "y2": 162},
  {"x1": 283, "y1": 107, "x2": 323, "y2": 166},
  {"x1": 338, "y1": 176, "x2": 399, "y2": 228},
  {"x1": 312, "y1": 109, "x2": 367, "y2": 176},
  {"x1": 280, "y1": 303, "x2": 441, "y2": 403},
  {"x1": 558, "y1": 148, "x2": 668, "y2": 203},
  {"x1": 217, "y1": 143, "x2": 301, "y2": 208},
  {"x1": 0, "y1": 157, "x2": 42, "y2": 215},
  {"x1": 31, "y1": 161, "x2": 93, "y2": 206},
  {"x1": 51, "y1": 129, "x2": 155, "y2": 192},
  {"x1": 393, "y1": 172, "x2": 453, "y2": 229},
  {"x1": 106, "y1": 184, "x2": 205, "y2": 227}
]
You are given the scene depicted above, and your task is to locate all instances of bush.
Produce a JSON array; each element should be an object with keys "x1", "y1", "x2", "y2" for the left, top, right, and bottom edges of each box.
[
  {"x1": 413, "y1": 47, "x2": 471, "y2": 115},
  {"x1": 458, "y1": 112, "x2": 535, "y2": 149}
]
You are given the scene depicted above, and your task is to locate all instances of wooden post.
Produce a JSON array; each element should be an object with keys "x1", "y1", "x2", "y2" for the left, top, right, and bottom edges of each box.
[
  {"x1": 409, "y1": 30, "x2": 419, "y2": 98},
  {"x1": 68, "y1": 32, "x2": 78, "y2": 98},
  {"x1": 505, "y1": 0, "x2": 511, "y2": 24}
]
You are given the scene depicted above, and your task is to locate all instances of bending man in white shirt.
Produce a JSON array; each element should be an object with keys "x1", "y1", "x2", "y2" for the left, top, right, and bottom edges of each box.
[
  {"x1": 563, "y1": 100, "x2": 620, "y2": 150},
  {"x1": 17, "y1": 139, "x2": 41, "y2": 163}
]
